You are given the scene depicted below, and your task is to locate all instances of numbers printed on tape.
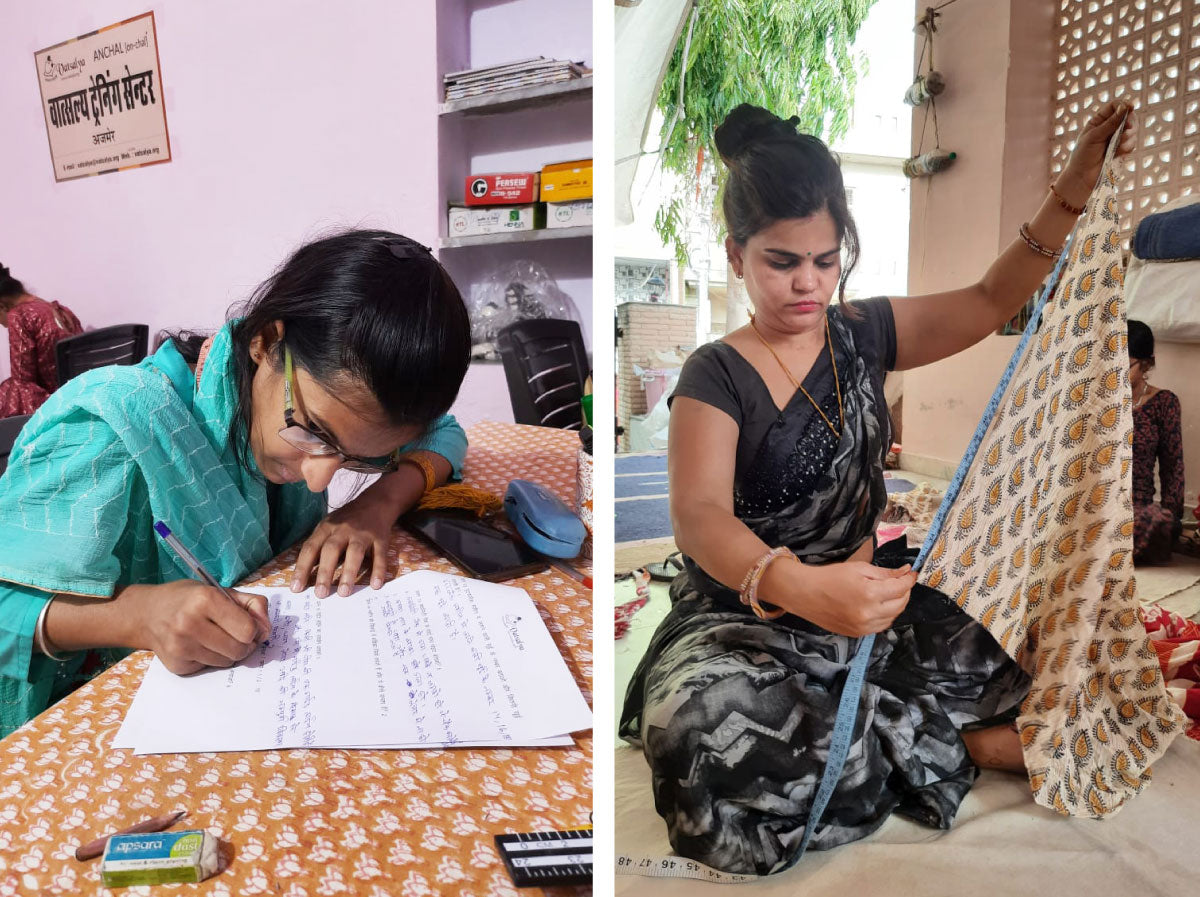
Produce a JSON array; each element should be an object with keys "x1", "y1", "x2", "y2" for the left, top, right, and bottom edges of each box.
[
  {"x1": 494, "y1": 828, "x2": 592, "y2": 888},
  {"x1": 616, "y1": 853, "x2": 760, "y2": 883},
  {"x1": 512, "y1": 852, "x2": 591, "y2": 868}
]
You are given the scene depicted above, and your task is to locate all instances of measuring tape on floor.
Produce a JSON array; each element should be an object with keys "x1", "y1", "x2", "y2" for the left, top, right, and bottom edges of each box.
[
  {"x1": 616, "y1": 632, "x2": 875, "y2": 882},
  {"x1": 615, "y1": 854, "x2": 761, "y2": 883}
]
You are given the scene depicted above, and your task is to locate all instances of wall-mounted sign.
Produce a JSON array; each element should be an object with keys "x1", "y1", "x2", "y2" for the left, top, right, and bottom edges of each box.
[{"x1": 34, "y1": 11, "x2": 171, "y2": 182}]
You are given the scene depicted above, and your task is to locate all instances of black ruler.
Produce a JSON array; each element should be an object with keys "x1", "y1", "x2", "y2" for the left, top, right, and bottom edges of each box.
[{"x1": 494, "y1": 827, "x2": 593, "y2": 888}]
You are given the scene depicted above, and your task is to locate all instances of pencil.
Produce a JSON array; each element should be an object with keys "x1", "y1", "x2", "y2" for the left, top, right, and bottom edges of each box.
[
  {"x1": 548, "y1": 558, "x2": 593, "y2": 590},
  {"x1": 75, "y1": 810, "x2": 187, "y2": 861}
]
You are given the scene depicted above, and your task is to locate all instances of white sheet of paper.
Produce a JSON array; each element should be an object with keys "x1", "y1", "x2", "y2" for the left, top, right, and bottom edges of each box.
[{"x1": 114, "y1": 571, "x2": 591, "y2": 755}]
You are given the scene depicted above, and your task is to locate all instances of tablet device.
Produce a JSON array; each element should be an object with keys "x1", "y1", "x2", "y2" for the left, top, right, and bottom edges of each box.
[{"x1": 403, "y1": 510, "x2": 549, "y2": 582}]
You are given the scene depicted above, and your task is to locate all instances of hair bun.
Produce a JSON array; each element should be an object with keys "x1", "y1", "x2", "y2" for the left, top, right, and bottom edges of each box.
[{"x1": 715, "y1": 104, "x2": 800, "y2": 164}]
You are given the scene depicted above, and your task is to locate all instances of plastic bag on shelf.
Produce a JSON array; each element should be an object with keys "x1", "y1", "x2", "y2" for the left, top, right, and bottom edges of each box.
[{"x1": 466, "y1": 259, "x2": 583, "y2": 361}]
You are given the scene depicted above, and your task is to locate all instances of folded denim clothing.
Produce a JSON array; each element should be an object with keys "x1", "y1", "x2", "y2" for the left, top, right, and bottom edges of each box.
[{"x1": 1132, "y1": 202, "x2": 1200, "y2": 260}]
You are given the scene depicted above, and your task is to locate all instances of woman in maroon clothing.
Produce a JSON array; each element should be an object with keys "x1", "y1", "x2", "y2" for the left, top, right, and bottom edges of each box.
[
  {"x1": 1128, "y1": 319, "x2": 1185, "y2": 564},
  {"x1": 0, "y1": 264, "x2": 83, "y2": 418}
]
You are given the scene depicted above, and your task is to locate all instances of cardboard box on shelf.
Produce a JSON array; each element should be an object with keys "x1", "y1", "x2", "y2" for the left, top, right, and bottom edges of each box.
[
  {"x1": 540, "y1": 159, "x2": 593, "y2": 202},
  {"x1": 463, "y1": 172, "x2": 540, "y2": 206},
  {"x1": 448, "y1": 203, "x2": 545, "y2": 237},
  {"x1": 546, "y1": 199, "x2": 593, "y2": 229}
]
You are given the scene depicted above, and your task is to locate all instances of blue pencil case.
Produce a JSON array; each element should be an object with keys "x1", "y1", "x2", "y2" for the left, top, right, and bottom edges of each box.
[{"x1": 504, "y1": 480, "x2": 587, "y2": 559}]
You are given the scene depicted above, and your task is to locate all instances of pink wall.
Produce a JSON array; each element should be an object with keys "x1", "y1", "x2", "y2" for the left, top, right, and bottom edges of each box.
[
  {"x1": 0, "y1": 0, "x2": 441, "y2": 383},
  {"x1": 434, "y1": 0, "x2": 595, "y2": 426}
]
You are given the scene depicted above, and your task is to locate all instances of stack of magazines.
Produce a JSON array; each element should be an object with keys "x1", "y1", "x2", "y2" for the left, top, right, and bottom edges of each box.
[{"x1": 444, "y1": 56, "x2": 590, "y2": 101}]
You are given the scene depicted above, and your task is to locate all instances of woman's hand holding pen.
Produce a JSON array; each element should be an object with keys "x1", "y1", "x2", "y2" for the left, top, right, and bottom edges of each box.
[
  {"x1": 42, "y1": 581, "x2": 271, "y2": 675},
  {"x1": 125, "y1": 581, "x2": 270, "y2": 675}
]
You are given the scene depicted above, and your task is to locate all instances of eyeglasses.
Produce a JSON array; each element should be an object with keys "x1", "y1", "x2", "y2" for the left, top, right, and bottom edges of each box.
[{"x1": 278, "y1": 346, "x2": 401, "y2": 474}]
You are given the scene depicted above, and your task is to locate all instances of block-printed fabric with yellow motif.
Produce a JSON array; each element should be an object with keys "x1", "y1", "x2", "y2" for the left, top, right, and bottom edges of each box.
[{"x1": 918, "y1": 159, "x2": 1186, "y2": 817}]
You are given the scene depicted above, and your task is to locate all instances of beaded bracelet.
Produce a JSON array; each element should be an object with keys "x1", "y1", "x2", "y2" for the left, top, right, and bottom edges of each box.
[
  {"x1": 738, "y1": 547, "x2": 790, "y2": 620},
  {"x1": 1018, "y1": 222, "x2": 1063, "y2": 259},
  {"x1": 737, "y1": 550, "x2": 769, "y2": 596},
  {"x1": 738, "y1": 546, "x2": 784, "y2": 595},
  {"x1": 398, "y1": 451, "x2": 437, "y2": 494},
  {"x1": 1048, "y1": 182, "x2": 1085, "y2": 215},
  {"x1": 34, "y1": 595, "x2": 68, "y2": 663}
]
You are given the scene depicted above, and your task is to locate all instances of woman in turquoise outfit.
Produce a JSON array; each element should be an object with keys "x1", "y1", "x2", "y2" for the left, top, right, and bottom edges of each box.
[{"x1": 0, "y1": 230, "x2": 471, "y2": 736}]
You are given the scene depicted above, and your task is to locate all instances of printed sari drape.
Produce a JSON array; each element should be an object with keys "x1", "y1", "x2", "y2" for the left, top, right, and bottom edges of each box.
[{"x1": 917, "y1": 139, "x2": 1186, "y2": 818}]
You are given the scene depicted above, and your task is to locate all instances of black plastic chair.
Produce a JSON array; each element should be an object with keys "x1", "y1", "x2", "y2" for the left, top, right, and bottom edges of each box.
[
  {"x1": 56, "y1": 324, "x2": 149, "y2": 385},
  {"x1": 0, "y1": 414, "x2": 32, "y2": 478},
  {"x1": 496, "y1": 319, "x2": 589, "y2": 430}
]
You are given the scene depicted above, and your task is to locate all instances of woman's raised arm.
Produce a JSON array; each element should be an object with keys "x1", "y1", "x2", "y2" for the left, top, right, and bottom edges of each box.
[{"x1": 890, "y1": 102, "x2": 1138, "y2": 372}]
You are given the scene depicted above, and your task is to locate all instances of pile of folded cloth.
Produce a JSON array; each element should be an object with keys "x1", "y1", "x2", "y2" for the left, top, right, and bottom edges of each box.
[
  {"x1": 879, "y1": 482, "x2": 944, "y2": 546},
  {"x1": 1141, "y1": 603, "x2": 1200, "y2": 741},
  {"x1": 1125, "y1": 194, "x2": 1200, "y2": 343}
]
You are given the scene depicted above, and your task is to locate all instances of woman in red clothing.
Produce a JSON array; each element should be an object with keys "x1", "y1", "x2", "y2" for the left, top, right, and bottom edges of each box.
[
  {"x1": 0, "y1": 264, "x2": 83, "y2": 418},
  {"x1": 1128, "y1": 319, "x2": 1186, "y2": 564}
]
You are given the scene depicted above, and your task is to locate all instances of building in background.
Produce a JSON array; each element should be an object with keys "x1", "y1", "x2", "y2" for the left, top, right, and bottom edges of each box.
[{"x1": 614, "y1": 0, "x2": 916, "y2": 449}]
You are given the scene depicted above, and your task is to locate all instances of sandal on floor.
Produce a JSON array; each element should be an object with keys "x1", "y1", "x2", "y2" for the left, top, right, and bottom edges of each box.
[{"x1": 647, "y1": 551, "x2": 683, "y2": 582}]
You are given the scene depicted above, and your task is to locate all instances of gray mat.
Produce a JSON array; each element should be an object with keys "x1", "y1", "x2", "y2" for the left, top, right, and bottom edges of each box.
[{"x1": 616, "y1": 496, "x2": 672, "y2": 543}]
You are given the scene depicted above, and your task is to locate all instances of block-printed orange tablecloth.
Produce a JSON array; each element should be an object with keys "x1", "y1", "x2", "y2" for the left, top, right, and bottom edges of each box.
[{"x1": 0, "y1": 422, "x2": 593, "y2": 897}]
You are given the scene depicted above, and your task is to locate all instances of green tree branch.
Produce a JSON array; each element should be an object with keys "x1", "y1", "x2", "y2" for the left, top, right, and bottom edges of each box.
[{"x1": 653, "y1": 0, "x2": 877, "y2": 263}]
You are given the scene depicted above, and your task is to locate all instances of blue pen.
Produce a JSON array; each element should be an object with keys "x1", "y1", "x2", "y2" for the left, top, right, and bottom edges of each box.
[{"x1": 153, "y1": 520, "x2": 265, "y2": 642}]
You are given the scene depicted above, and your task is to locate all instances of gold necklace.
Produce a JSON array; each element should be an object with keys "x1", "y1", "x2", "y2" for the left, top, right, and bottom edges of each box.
[{"x1": 749, "y1": 315, "x2": 844, "y2": 439}]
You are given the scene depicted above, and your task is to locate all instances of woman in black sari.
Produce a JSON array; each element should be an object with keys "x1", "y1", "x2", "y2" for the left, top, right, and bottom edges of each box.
[{"x1": 620, "y1": 102, "x2": 1138, "y2": 875}]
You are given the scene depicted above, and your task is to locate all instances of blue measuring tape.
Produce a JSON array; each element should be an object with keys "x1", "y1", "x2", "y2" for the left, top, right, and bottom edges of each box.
[
  {"x1": 913, "y1": 232, "x2": 1076, "y2": 569},
  {"x1": 787, "y1": 178, "x2": 1098, "y2": 867},
  {"x1": 787, "y1": 629, "x2": 875, "y2": 866}
]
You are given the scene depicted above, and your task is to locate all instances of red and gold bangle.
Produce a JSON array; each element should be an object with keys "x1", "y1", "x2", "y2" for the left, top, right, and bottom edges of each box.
[
  {"x1": 398, "y1": 451, "x2": 437, "y2": 494},
  {"x1": 1048, "y1": 182, "x2": 1085, "y2": 215},
  {"x1": 1018, "y1": 222, "x2": 1063, "y2": 259},
  {"x1": 739, "y1": 547, "x2": 791, "y2": 620},
  {"x1": 738, "y1": 546, "x2": 783, "y2": 595}
]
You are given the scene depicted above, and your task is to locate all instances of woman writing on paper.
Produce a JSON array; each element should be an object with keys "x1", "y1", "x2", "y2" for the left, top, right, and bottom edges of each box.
[
  {"x1": 0, "y1": 264, "x2": 84, "y2": 418},
  {"x1": 620, "y1": 102, "x2": 1137, "y2": 874},
  {"x1": 0, "y1": 231, "x2": 470, "y2": 737}
]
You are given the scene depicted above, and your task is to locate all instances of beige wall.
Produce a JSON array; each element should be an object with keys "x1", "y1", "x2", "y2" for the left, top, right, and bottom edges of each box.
[
  {"x1": 904, "y1": 0, "x2": 1198, "y2": 512},
  {"x1": 903, "y1": 0, "x2": 1026, "y2": 470}
]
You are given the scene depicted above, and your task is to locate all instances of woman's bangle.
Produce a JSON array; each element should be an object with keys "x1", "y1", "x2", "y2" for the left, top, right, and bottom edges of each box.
[
  {"x1": 1048, "y1": 181, "x2": 1085, "y2": 215},
  {"x1": 34, "y1": 594, "x2": 68, "y2": 663},
  {"x1": 397, "y1": 451, "x2": 437, "y2": 494},
  {"x1": 1018, "y1": 222, "x2": 1063, "y2": 259},
  {"x1": 739, "y1": 547, "x2": 791, "y2": 620}
]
